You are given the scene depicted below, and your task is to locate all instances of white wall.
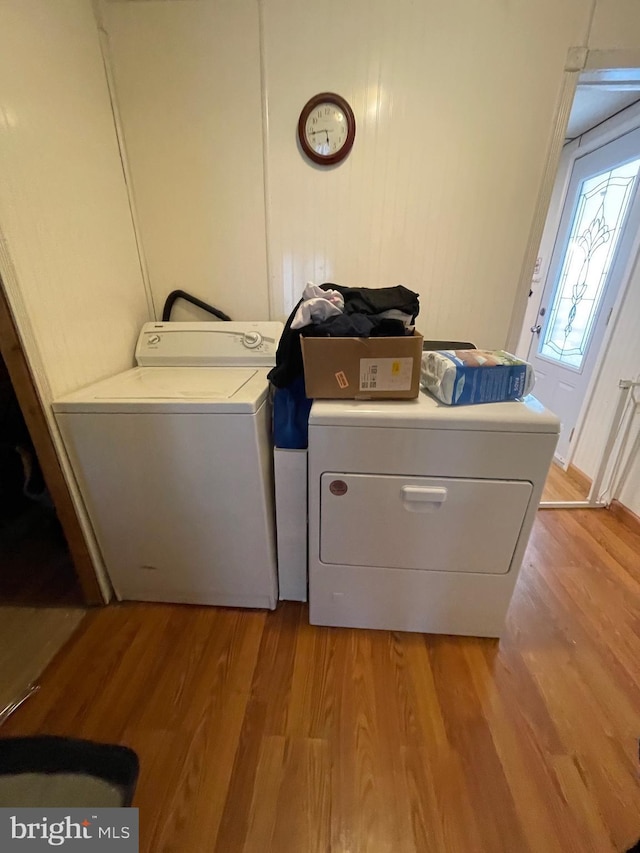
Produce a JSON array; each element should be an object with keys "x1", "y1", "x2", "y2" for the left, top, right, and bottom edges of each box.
[
  {"x1": 0, "y1": 0, "x2": 150, "y2": 398},
  {"x1": 572, "y1": 248, "x2": 640, "y2": 513},
  {"x1": 618, "y1": 414, "x2": 640, "y2": 512},
  {"x1": 101, "y1": 0, "x2": 270, "y2": 323},
  {"x1": 589, "y1": 1, "x2": 640, "y2": 50},
  {"x1": 102, "y1": 0, "x2": 593, "y2": 346},
  {"x1": 0, "y1": 0, "x2": 151, "y2": 597},
  {"x1": 263, "y1": 0, "x2": 593, "y2": 344}
]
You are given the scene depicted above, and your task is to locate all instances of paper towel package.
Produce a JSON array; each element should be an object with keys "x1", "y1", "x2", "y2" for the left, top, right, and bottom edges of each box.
[{"x1": 421, "y1": 350, "x2": 535, "y2": 405}]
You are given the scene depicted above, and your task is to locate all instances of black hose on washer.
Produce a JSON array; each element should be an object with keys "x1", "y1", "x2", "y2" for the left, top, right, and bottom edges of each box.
[{"x1": 161, "y1": 290, "x2": 232, "y2": 322}]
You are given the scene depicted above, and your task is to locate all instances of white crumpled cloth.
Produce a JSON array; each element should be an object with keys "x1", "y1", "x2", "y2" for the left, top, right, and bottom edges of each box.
[{"x1": 290, "y1": 282, "x2": 344, "y2": 330}]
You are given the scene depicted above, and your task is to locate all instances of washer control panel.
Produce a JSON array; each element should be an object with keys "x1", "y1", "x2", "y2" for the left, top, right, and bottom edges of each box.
[{"x1": 135, "y1": 322, "x2": 283, "y2": 367}]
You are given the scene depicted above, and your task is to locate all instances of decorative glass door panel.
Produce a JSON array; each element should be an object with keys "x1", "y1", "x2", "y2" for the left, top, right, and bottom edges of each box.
[
  {"x1": 527, "y1": 125, "x2": 640, "y2": 464},
  {"x1": 539, "y1": 158, "x2": 640, "y2": 370}
]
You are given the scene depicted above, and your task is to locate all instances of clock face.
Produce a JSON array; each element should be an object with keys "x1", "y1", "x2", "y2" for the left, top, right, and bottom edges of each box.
[
  {"x1": 298, "y1": 93, "x2": 356, "y2": 166},
  {"x1": 305, "y1": 103, "x2": 349, "y2": 157}
]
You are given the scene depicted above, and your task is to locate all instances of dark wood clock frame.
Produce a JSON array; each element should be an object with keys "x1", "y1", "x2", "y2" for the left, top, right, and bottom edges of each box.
[{"x1": 297, "y1": 92, "x2": 356, "y2": 166}]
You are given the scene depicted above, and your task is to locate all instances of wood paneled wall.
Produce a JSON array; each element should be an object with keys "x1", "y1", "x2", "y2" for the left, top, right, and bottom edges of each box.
[{"x1": 102, "y1": 0, "x2": 594, "y2": 346}]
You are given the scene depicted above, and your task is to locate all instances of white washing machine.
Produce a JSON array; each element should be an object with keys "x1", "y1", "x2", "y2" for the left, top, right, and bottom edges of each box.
[
  {"x1": 53, "y1": 321, "x2": 283, "y2": 608},
  {"x1": 308, "y1": 391, "x2": 560, "y2": 637}
]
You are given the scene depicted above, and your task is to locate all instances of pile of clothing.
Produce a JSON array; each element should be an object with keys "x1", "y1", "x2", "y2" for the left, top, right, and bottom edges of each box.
[{"x1": 269, "y1": 282, "x2": 420, "y2": 447}]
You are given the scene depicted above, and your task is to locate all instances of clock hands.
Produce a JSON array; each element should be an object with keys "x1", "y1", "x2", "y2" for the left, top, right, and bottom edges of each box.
[{"x1": 309, "y1": 128, "x2": 334, "y2": 152}]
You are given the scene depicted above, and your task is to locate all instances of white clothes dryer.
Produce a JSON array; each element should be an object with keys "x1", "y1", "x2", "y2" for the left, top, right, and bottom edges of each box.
[
  {"x1": 54, "y1": 321, "x2": 283, "y2": 608},
  {"x1": 308, "y1": 391, "x2": 559, "y2": 636}
]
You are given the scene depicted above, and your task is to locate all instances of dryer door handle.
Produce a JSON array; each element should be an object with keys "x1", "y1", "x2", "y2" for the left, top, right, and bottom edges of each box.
[{"x1": 400, "y1": 486, "x2": 448, "y2": 512}]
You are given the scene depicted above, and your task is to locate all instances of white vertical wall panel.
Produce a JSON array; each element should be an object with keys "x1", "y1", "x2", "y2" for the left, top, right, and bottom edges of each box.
[
  {"x1": 0, "y1": 0, "x2": 149, "y2": 399},
  {"x1": 263, "y1": 0, "x2": 589, "y2": 344},
  {"x1": 572, "y1": 255, "x2": 640, "y2": 514},
  {"x1": 102, "y1": 0, "x2": 270, "y2": 322},
  {"x1": 618, "y1": 423, "x2": 640, "y2": 514}
]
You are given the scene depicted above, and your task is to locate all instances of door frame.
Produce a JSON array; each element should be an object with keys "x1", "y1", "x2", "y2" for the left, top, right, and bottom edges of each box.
[
  {"x1": 526, "y1": 119, "x2": 640, "y2": 464},
  {"x1": 507, "y1": 47, "x2": 640, "y2": 473},
  {"x1": 0, "y1": 277, "x2": 105, "y2": 604}
]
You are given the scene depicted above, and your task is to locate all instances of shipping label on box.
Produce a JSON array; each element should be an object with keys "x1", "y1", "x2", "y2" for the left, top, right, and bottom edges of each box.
[{"x1": 359, "y1": 357, "x2": 414, "y2": 392}]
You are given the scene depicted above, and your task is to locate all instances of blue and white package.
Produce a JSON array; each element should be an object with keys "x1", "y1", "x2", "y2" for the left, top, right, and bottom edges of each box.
[{"x1": 420, "y1": 350, "x2": 535, "y2": 405}]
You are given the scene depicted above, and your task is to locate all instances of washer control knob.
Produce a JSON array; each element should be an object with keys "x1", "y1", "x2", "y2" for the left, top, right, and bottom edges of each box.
[
  {"x1": 147, "y1": 334, "x2": 161, "y2": 345},
  {"x1": 242, "y1": 332, "x2": 262, "y2": 349}
]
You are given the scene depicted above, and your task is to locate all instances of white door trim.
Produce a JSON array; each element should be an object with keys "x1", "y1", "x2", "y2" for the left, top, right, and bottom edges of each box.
[
  {"x1": 515, "y1": 137, "x2": 580, "y2": 360},
  {"x1": 505, "y1": 63, "x2": 581, "y2": 353}
]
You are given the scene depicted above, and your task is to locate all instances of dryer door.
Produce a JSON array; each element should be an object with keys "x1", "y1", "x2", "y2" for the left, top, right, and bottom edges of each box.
[{"x1": 320, "y1": 473, "x2": 532, "y2": 574}]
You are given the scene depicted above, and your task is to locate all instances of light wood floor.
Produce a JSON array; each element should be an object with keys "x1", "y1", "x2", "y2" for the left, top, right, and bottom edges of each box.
[
  {"x1": 3, "y1": 508, "x2": 640, "y2": 852},
  {"x1": 542, "y1": 461, "x2": 591, "y2": 503}
]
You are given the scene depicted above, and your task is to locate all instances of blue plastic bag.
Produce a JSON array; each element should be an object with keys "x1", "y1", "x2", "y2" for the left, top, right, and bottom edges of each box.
[{"x1": 272, "y1": 376, "x2": 313, "y2": 449}]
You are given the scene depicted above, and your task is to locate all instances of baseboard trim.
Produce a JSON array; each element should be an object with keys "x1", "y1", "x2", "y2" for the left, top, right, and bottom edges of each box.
[{"x1": 608, "y1": 500, "x2": 640, "y2": 534}]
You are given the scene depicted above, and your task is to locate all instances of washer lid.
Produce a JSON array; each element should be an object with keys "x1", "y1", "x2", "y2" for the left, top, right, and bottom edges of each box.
[
  {"x1": 53, "y1": 367, "x2": 270, "y2": 414},
  {"x1": 309, "y1": 390, "x2": 560, "y2": 433}
]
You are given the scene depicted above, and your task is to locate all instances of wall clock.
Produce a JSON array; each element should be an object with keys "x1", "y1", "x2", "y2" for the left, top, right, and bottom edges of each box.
[{"x1": 297, "y1": 93, "x2": 356, "y2": 166}]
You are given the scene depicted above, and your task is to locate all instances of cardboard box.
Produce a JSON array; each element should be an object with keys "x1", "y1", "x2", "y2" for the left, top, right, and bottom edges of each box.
[{"x1": 301, "y1": 332, "x2": 423, "y2": 399}]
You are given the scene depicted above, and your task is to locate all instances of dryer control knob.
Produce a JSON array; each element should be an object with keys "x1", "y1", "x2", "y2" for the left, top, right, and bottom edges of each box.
[
  {"x1": 147, "y1": 334, "x2": 161, "y2": 345},
  {"x1": 242, "y1": 332, "x2": 263, "y2": 349}
]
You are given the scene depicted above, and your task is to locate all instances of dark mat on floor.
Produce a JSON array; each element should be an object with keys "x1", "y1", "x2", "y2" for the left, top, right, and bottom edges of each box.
[{"x1": 0, "y1": 736, "x2": 139, "y2": 807}]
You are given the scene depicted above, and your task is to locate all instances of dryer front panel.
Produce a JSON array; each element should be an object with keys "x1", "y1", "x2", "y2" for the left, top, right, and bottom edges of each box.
[{"x1": 320, "y1": 473, "x2": 532, "y2": 575}]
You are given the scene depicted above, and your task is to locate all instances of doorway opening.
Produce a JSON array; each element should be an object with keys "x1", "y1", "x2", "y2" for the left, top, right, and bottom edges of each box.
[
  {"x1": 516, "y1": 69, "x2": 640, "y2": 508},
  {"x1": 0, "y1": 285, "x2": 87, "y2": 725},
  {"x1": 0, "y1": 345, "x2": 85, "y2": 724},
  {"x1": 0, "y1": 349, "x2": 81, "y2": 608}
]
